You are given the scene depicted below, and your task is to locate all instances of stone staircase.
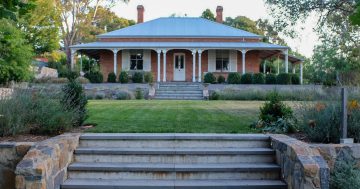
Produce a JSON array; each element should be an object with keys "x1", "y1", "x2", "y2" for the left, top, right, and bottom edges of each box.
[
  {"x1": 154, "y1": 83, "x2": 203, "y2": 100},
  {"x1": 61, "y1": 134, "x2": 286, "y2": 189}
]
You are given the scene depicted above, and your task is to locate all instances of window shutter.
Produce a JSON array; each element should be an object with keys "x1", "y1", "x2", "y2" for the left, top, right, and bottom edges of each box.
[
  {"x1": 208, "y1": 50, "x2": 216, "y2": 72},
  {"x1": 229, "y1": 50, "x2": 237, "y2": 72},
  {"x1": 122, "y1": 50, "x2": 130, "y2": 71},
  {"x1": 143, "y1": 50, "x2": 151, "y2": 71}
]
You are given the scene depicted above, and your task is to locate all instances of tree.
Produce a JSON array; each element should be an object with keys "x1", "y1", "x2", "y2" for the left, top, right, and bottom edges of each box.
[
  {"x1": 224, "y1": 16, "x2": 264, "y2": 35},
  {"x1": 0, "y1": 0, "x2": 35, "y2": 21},
  {"x1": 54, "y1": 0, "x2": 129, "y2": 67},
  {"x1": 350, "y1": 1, "x2": 360, "y2": 25},
  {"x1": 79, "y1": 6, "x2": 135, "y2": 43},
  {"x1": 21, "y1": 0, "x2": 60, "y2": 54},
  {"x1": 201, "y1": 9, "x2": 215, "y2": 21},
  {"x1": 0, "y1": 19, "x2": 33, "y2": 84}
]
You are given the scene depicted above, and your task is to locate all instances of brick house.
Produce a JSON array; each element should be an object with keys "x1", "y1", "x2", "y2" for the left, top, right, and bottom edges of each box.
[{"x1": 71, "y1": 5, "x2": 303, "y2": 83}]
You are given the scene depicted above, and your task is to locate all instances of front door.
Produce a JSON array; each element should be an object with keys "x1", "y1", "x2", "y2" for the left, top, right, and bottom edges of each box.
[{"x1": 174, "y1": 54, "x2": 185, "y2": 81}]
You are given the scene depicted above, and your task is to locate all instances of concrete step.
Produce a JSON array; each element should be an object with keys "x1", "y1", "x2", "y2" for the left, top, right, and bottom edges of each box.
[
  {"x1": 79, "y1": 134, "x2": 271, "y2": 148},
  {"x1": 156, "y1": 90, "x2": 203, "y2": 94},
  {"x1": 159, "y1": 86, "x2": 200, "y2": 90},
  {"x1": 68, "y1": 162, "x2": 281, "y2": 180},
  {"x1": 74, "y1": 147, "x2": 275, "y2": 164},
  {"x1": 62, "y1": 179, "x2": 287, "y2": 189},
  {"x1": 154, "y1": 96, "x2": 204, "y2": 100},
  {"x1": 155, "y1": 94, "x2": 203, "y2": 97}
]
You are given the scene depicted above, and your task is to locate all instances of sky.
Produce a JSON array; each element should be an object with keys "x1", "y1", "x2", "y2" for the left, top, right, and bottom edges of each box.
[{"x1": 111, "y1": 0, "x2": 319, "y2": 58}]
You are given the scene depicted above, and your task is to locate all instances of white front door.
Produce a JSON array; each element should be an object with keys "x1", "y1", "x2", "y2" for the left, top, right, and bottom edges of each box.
[{"x1": 174, "y1": 54, "x2": 185, "y2": 81}]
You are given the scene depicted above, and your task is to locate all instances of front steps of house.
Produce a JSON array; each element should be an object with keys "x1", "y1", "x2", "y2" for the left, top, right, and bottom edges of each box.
[
  {"x1": 61, "y1": 134, "x2": 286, "y2": 189},
  {"x1": 154, "y1": 83, "x2": 203, "y2": 100}
]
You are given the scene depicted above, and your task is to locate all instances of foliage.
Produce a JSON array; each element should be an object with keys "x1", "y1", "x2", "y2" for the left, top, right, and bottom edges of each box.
[
  {"x1": 0, "y1": 88, "x2": 80, "y2": 136},
  {"x1": 241, "y1": 73, "x2": 253, "y2": 84},
  {"x1": 135, "y1": 88, "x2": 144, "y2": 99},
  {"x1": 119, "y1": 71, "x2": 129, "y2": 83},
  {"x1": 331, "y1": 154, "x2": 360, "y2": 189},
  {"x1": 107, "y1": 72, "x2": 117, "y2": 83},
  {"x1": 209, "y1": 91, "x2": 220, "y2": 100},
  {"x1": 61, "y1": 79, "x2": 88, "y2": 126},
  {"x1": 290, "y1": 73, "x2": 300, "y2": 85},
  {"x1": 253, "y1": 73, "x2": 265, "y2": 84},
  {"x1": 144, "y1": 72, "x2": 154, "y2": 83},
  {"x1": 66, "y1": 71, "x2": 80, "y2": 81},
  {"x1": 265, "y1": 74, "x2": 277, "y2": 84},
  {"x1": 84, "y1": 71, "x2": 103, "y2": 83},
  {"x1": 200, "y1": 9, "x2": 215, "y2": 21},
  {"x1": 0, "y1": 19, "x2": 33, "y2": 84},
  {"x1": 227, "y1": 73, "x2": 241, "y2": 84},
  {"x1": 217, "y1": 75, "x2": 226, "y2": 84},
  {"x1": 33, "y1": 77, "x2": 69, "y2": 84},
  {"x1": 251, "y1": 118, "x2": 296, "y2": 134},
  {"x1": 75, "y1": 77, "x2": 90, "y2": 84},
  {"x1": 204, "y1": 72, "x2": 216, "y2": 84},
  {"x1": 0, "y1": 0, "x2": 35, "y2": 21},
  {"x1": 115, "y1": 90, "x2": 134, "y2": 100},
  {"x1": 132, "y1": 72, "x2": 143, "y2": 83},
  {"x1": 276, "y1": 73, "x2": 292, "y2": 84},
  {"x1": 350, "y1": 2, "x2": 360, "y2": 26},
  {"x1": 260, "y1": 91, "x2": 293, "y2": 123},
  {"x1": 225, "y1": 16, "x2": 264, "y2": 35}
]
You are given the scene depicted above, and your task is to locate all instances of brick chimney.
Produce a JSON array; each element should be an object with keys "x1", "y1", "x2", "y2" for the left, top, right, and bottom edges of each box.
[
  {"x1": 137, "y1": 5, "x2": 145, "y2": 24},
  {"x1": 216, "y1": 6, "x2": 223, "y2": 23}
]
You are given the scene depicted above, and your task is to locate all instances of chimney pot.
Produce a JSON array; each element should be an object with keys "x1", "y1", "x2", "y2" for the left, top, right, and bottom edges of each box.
[
  {"x1": 216, "y1": 6, "x2": 223, "y2": 23},
  {"x1": 137, "y1": 5, "x2": 144, "y2": 24}
]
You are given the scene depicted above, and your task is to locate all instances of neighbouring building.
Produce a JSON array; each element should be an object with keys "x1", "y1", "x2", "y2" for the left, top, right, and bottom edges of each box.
[{"x1": 71, "y1": 5, "x2": 303, "y2": 83}]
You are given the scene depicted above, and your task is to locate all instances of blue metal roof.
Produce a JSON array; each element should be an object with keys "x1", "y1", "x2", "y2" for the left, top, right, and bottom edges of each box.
[
  {"x1": 71, "y1": 41, "x2": 288, "y2": 50},
  {"x1": 98, "y1": 17, "x2": 261, "y2": 38}
]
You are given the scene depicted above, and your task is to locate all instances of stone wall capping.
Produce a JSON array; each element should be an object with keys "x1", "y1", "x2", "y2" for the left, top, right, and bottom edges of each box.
[{"x1": 268, "y1": 134, "x2": 330, "y2": 189}]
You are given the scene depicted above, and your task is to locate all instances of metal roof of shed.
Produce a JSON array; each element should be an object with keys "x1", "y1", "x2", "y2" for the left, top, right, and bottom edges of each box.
[
  {"x1": 97, "y1": 17, "x2": 261, "y2": 38},
  {"x1": 71, "y1": 41, "x2": 288, "y2": 50}
]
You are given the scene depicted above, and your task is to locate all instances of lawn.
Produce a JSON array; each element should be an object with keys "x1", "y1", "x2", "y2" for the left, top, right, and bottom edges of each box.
[{"x1": 85, "y1": 100, "x2": 264, "y2": 133}]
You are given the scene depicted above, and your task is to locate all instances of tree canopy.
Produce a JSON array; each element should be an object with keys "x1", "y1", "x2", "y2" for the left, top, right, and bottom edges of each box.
[{"x1": 201, "y1": 9, "x2": 215, "y2": 21}]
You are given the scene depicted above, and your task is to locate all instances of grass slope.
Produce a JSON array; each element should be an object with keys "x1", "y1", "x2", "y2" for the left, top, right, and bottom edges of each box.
[{"x1": 86, "y1": 100, "x2": 263, "y2": 133}]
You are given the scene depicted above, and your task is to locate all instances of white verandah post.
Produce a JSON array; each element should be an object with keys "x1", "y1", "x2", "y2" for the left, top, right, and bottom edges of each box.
[
  {"x1": 112, "y1": 48, "x2": 119, "y2": 75},
  {"x1": 198, "y1": 50, "x2": 202, "y2": 82},
  {"x1": 284, "y1": 49, "x2": 289, "y2": 73},
  {"x1": 300, "y1": 62, "x2": 303, "y2": 85},
  {"x1": 162, "y1": 49, "x2": 167, "y2": 82},
  {"x1": 157, "y1": 50, "x2": 161, "y2": 82},
  {"x1": 241, "y1": 49, "x2": 247, "y2": 74},
  {"x1": 192, "y1": 50, "x2": 197, "y2": 82},
  {"x1": 70, "y1": 49, "x2": 76, "y2": 70}
]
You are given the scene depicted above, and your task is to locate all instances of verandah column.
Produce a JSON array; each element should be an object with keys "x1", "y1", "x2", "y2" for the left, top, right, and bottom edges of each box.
[
  {"x1": 241, "y1": 49, "x2": 247, "y2": 74},
  {"x1": 198, "y1": 50, "x2": 202, "y2": 82},
  {"x1": 162, "y1": 49, "x2": 167, "y2": 82},
  {"x1": 300, "y1": 62, "x2": 303, "y2": 85},
  {"x1": 192, "y1": 50, "x2": 197, "y2": 82},
  {"x1": 284, "y1": 49, "x2": 289, "y2": 73},
  {"x1": 70, "y1": 49, "x2": 76, "y2": 70},
  {"x1": 112, "y1": 48, "x2": 119, "y2": 75},
  {"x1": 157, "y1": 49, "x2": 161, "y2": 82}
]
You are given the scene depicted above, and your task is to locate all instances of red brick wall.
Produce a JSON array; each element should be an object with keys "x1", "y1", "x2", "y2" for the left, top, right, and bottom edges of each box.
[
  {"x1": 237, "y1": 50, "x2": 261, "y2": 73},
  {"x1": 99, "y1": 50, "x2": 122, "y2": 82}
]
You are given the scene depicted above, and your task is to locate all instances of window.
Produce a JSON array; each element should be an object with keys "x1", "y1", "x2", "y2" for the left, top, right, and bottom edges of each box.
[
  {"x1": 130, "y1": 50, "x2": 143, "y2": 70},
  {"x1": 216, "y1": 50, "x2": 229, "y2": 72}
]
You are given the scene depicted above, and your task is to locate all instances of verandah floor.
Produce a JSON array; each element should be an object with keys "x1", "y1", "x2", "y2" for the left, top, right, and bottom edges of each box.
[{"x1": 85, "y1": 100, "x2": 262, "y2": 133}]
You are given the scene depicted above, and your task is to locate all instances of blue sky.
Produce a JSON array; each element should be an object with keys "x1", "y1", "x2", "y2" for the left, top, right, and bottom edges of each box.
[{"x1": 112, "y1": 0, "x2": 319, "y2": 57}]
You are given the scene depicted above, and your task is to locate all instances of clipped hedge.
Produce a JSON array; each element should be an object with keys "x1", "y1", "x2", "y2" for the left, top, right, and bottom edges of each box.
[
  {"x1": 119, "y1": 71, "x2": 129, "y2": 83},
  {"x1": 144, "y1": 72, "x2": 154, "y2": 83},
  {"x1": 291, "y1": 74, "x2": 300, "y2": 85},
  {"x1": 276, "y1": 73, "x2": 292, "y2": 84},
  {"x1": 204, "y1": 72, "x2": 216, "y2": 84},
  {"x1": 227, "y1": 72, "x2": 241, "y2": 84},
  {"x1": 217, "y1": 75, "x2": 226, "y2": 84},
  {"x1": 107, "y1": 72, "x2": 117, "y2": 83},
  {"x1": 253, "y1": 73, "x2": 265, "y2": 84},
  {"x1": 241, "y1": 73, "x2": 253, "y2": 84},
  {"x1": 265, "y1": 74, "x2": 277, "y2": 84},
  {"x1": 84, "y1": 71, "x2": 103, "y2": 83},
  {"x1": 132, "y1": 72, "x2": 143, "y2": 83}
]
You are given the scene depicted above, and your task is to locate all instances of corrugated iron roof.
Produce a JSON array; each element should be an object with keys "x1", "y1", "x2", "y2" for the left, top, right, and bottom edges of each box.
[
  {"x1": 97, "y1": 17, "x2": 261, "y2": 38},
  {"x1": 71, "y1": 41, "x2": 288, "y2": 50}
]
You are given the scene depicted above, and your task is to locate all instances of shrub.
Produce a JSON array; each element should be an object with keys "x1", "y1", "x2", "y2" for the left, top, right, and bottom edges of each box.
[
  {"x1": 61, "y1": 80, "x2": 88, "y2": 126},
  {"x1": 119, "y1": 71, "x2": 129, "y2": 83},
  {"x1": 132, "y1": 72, "x2": 143, "y2": 83},
  {"x1": 277, "y1": 73, "x2": 292, "y2": 84},
  {"x1": 241, "y1": 73, "x2": 253, "y2": 84},
  {"x1": 217, "y1": 75, "x2": 226, "y2": 84},
  {"x1": 33, "y1": 77, "x2": 69, "y2": 84},
  {"x1": 107, "y1": 72, "x2": 117, "y2": 83},
  {"x1": 331, "y1": 155, "x2": 360, "y2": 189},
  {"x1": 265, "y1": 74, "x2": 277, "y2": 84},
  {"x1": 227, "y1": 73, "x2": 241, "y2": 84},
  {"x1": 291, "y1": 74, "x2": 300, "y2": 85},
  {"x1": 259, "y1": 91, "x2": 294, "y2": 123},
  {"x1": 209, "y1": 91, "x2": 220, "y2": 100},
  {"x1": 204, "y1": 73, "x2": 216, "y2": 84},
  {"x1": 253, "y1": 73, "x2": 265, "y2": 84},
  {"x1": 75, "y1": 77, "x2": 90, "y2": 84},
  {"x1": 84, "y1": 71, "x2": 103, "y2": 83},
  {"x1": 135, "y1": 88, "x2": 144, "y2": 99},
  {"x1": 115, "y1": 90, "x2": 134, "y2": 100},
  {"x1": 65, "y1": 71, "x2": 80, "y2": 81},
  {"x1": 144, "y1": 72, "x2": 154, "y2": 83}
]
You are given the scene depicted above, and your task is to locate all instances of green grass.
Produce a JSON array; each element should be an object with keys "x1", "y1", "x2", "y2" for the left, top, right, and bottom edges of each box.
[{"x1": 86, "y1": 100, "x2": 264, "y2": 133}]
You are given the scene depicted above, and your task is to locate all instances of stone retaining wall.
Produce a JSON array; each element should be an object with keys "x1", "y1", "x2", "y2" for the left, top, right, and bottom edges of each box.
[
  {"x1": 15, "y1": 133, "x2": 81, "y2": 189},
  {"x1": 269, "y1": 134, "x2": 330, "y2": 189},
  {"x1": 0, "y1": 142, "x2": 33, "y2": 189}
]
